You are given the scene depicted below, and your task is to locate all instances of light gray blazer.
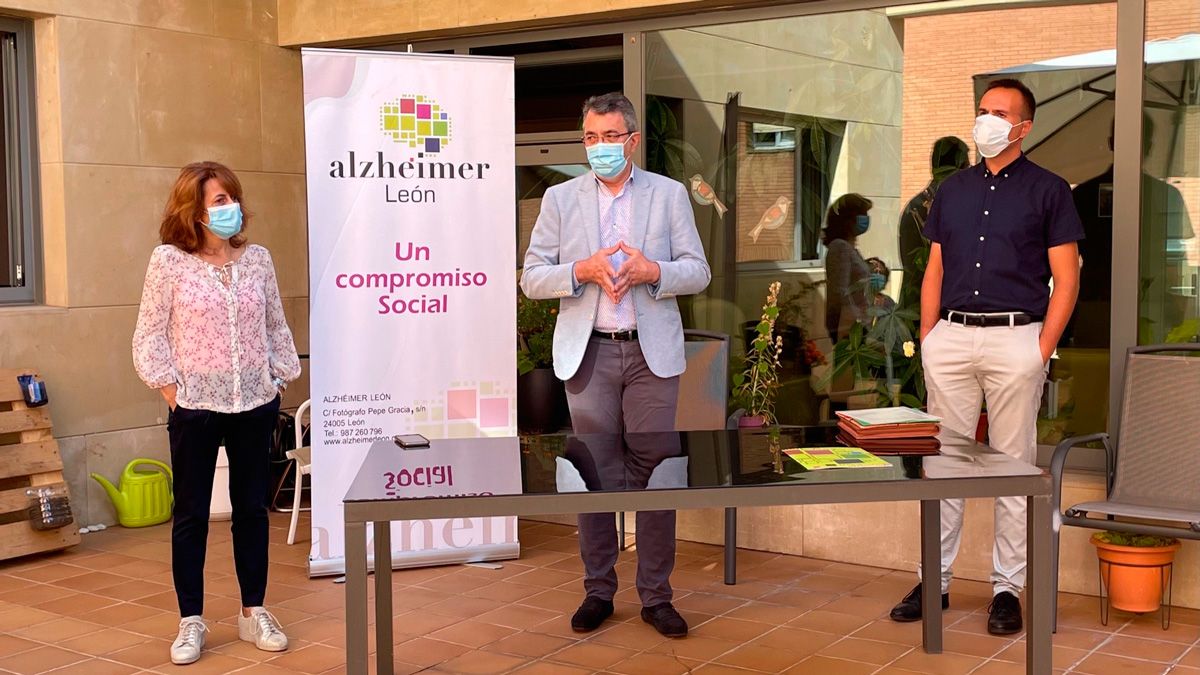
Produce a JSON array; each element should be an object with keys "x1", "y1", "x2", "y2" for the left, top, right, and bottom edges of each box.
[{"x1": 520, "y1": 166, "x2": 711, "y2": 380}]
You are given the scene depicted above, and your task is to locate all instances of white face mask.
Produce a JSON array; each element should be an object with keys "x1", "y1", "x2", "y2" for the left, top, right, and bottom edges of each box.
[{"x1": 973, "y1": 114, "x2": 1023, "y2": 159}]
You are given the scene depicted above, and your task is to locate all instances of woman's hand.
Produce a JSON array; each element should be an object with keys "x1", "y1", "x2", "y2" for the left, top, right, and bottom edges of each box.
[{"x1": 161, "y1": 383, "x2": 178, "y2": 411}]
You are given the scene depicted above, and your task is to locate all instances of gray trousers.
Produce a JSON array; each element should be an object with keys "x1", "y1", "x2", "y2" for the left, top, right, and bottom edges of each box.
[{"x1": 565, "y1": 337, "x2": 680, "y2": 607}]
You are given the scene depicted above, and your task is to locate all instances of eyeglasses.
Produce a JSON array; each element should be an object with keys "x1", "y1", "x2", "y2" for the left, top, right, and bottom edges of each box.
[{"x1": 580, "y1": 131, "x2": 634, "y2": 146}]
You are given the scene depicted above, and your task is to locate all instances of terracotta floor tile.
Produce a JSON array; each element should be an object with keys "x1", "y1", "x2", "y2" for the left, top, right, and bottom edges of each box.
[
  {"x1": 1168, "y1": 667, "x2": 1200, "y2": 675},
  {"x1": 784, "y1": 654, "x2": 879, "y2": 674},
  {"x1": 475, "y1": 604, "x2": 560, "y2": 630},
  {"x1": 40, "y1": 657, "x2": 139, "y2": 674},
  {"x1": 690, "y1": 616, "x2": 773, "y2": 642},
  {"x1": 1118, "y1": 617, "x2": 1200, "y2": 644},
  {"x1": 607, "y1": 651, "x2": 704, "y2": 675},
  {"x1": 1097, "y1": 635, "x2": 1189, "y2": 663},
  {"x1": 589, "y1": 620, "x2": 670, "y2": 651},
  {"x1": 849, "y1": 619, "x2": 923, "y2": 646},
  {"x1": 34, "y1": 591, "x2": 117, "y2": 616},
  {"x1": 265, "y1": 643, "x2": 344, "y2": 673},
  {"x1": 510, "y1": 661, "x2": 592, "y2": 674},
  {"x1": 0, "y1": 634, "x2": 39, "y2": 658},
  {"x1": 939, "y1": 628, "x2": 1014, "y2": 658},
  {"x1": 887, "y1": 648, "x2": 985, "y2": 674},
  {"x1": 89, "y1": 579, "x2": 173, "y2": 602},
  {"x1": 750, "y1": 626, "x2": 840, "y2": 656},
  {"x1": 721, "y1": 600, "x2": 807, "y2": 625},
  {"x1": 51, "y1": 571, "x2": 131, "y2": 593},
  {"x1": 968, "y1": 661, "x2": 1028, "y2": 675},
  {"x1": 76, "y1": 601, "x2": 164, "y2": 626},
  {"x1": 787, "y1": 609, "x2": 872, "y2": 635},
  {"x1": 482, "y1": 631, "x2": 574, "y2": 659},
  {"x1": 518, "y1": 588, "x2": 584, "y2": 614},
  {"x1": 793, "y1": 574, "x2": 867, "y2": 594},
  {"x1": 714, "y1": 642, "x2": 808, "y2": 671},
  {"x1": 58, "y1": 628, "x2": 153, "y2": 657},
  {"x1": 995, "y1": 641, "x2": 1091, "y2": 670},
  {"x1": 436, "y1": 649, "x2": 528, "y2": 674},
  {"x1": 0, "y1": 645, "x2": 88, "y2": 674},
  {"x1": 548, "y1": 642, "x2": 637, "y2": 669},
  {"x1": 390, "y1": 637, "x2": 472, "y2": 668},
  {"x1": 1180, "y1": 648, "x2": 1200, "y2": 668},
  {"x1": 506, "y1": 567, "x2": 581, "y2": 589},
  {"x1": 423, "y1": 596, "x2": 507, "y2": 620},
  {"x1": 819, "y1": 593, "x2": 898, "y2": 619},
  {"x1": 1072, "y1": 651, "x2": 1179, "y2": 675},
  {"x1": 465, "y1": 581, "x2": 542, "y2": 604},
  {"x1": 6, "y1": 563, "x2": 91, "y2": 584},
  {"x1": 817, "y1": 636, "x2": 912, "y2": 665},
  {"x1": 0, "y1": 583, "x2": 76, "y2": 607},
  {"x1": 11, "y1": 616, "x2": 101, "y2": 642},
  {"x1": 759, "y1": 587, "x2": 840, "y2": 612},
  {"x1": 104, "y1": 639, "x2": 174, "y2": 669},
  {"x1": 673, "y1": 592, "x2": 749, "y2": 616},
  {"x1": 692, "y1": 663, "x2": 772, "y2": 674},
  {"x1": 429, "y1": 619, "x2": 517, "y2": 648},
  {"x1": 647, "y1": 635, "x2": 742, "y2": 662}
]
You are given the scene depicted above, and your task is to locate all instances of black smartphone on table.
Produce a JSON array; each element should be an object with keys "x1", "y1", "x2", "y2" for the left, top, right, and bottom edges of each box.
[{"x1": 393, "y1": 434, "x2": 430, "y2": 449}]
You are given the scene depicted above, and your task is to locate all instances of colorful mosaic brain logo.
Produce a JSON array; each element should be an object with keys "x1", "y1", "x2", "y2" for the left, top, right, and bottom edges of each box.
[{"x1": 380, "y1": 96, "x2": 451, "y2": 155}]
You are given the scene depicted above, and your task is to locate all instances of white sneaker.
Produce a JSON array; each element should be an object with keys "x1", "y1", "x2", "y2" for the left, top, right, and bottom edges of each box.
[
  {"x1": 170, "y1": 616, "x2": 207, "y2": 665},
  {"x1": 238, "y1": 607, "x2": 288, "y2": 652}
]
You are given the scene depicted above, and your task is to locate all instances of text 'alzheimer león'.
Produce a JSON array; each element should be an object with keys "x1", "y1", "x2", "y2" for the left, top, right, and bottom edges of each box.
[{"x1": 334, "y1": 242, "x2": 489, "y2": 315}]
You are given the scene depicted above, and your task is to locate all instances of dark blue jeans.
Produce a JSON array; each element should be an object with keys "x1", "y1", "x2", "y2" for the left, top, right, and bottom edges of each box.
[{"x1": 168, "y1": 395, "x2": 280, "y2": 617}]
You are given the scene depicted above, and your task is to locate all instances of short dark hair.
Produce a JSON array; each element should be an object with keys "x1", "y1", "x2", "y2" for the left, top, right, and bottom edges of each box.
[
  {"x1": 581, "y1": 92, "x2": 638, "y2": 133},
  {"x1": 984, "y1": 78, "x2": 1037, "y2": 120},
  {"x1": 866, "y1": 257, "x2": 889, "y2": 276},
  {"x1": 822, "y1": 193, "x2": 873, "y2": 244},
  {"x1": 931, "y1": 136, "x2": 970, "y2": 172}
]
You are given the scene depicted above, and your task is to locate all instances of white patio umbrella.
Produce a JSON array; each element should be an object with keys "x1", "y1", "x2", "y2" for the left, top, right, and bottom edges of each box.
[{"x1": 973, "y1": 34, "x2": 1200, "y2": 185}]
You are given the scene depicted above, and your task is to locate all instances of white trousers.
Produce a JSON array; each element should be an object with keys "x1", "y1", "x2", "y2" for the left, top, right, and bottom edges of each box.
[{"x1": 917, "y1": 318, "x2": 1046, "y2": 596}]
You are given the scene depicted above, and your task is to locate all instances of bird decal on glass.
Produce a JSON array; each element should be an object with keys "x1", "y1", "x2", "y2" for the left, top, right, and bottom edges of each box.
[
  {"x1": 689, "y1": 174, "x2": 728, "y2": 219},
  {"x1": 749, "y1": 196, "x2": 793, "y2": 243}
]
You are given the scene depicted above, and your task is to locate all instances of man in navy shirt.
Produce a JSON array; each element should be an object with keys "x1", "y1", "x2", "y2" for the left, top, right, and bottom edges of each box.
[{"x1": 889, "y1": 79, "x2": 1083, "y2": 635}]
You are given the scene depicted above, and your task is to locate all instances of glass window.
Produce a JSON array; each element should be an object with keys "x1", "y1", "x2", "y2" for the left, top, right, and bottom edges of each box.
[
  {"x1": 1138, "y1": 2, "x2": 1199, "y2": 346},
  {"x1": 644, "y1": 5, "x2": 1117, "y2": 438},
  {"x1": 0, "y1": 20, "x2": 37, "y2": 305}
]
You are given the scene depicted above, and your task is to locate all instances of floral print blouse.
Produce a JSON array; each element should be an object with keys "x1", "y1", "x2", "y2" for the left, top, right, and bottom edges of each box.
[{"x1": 133, "y1": 244, "x2": 301, "y2": 414}]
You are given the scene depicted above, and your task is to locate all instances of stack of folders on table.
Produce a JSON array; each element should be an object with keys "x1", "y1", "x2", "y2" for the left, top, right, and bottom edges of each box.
[{"x1": 835, "y1": 407, "x2": 942, "y2": 455}]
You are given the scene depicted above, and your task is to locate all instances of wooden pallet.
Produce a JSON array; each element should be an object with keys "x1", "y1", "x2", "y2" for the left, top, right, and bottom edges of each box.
[{"x1": 0, "y1": 368, "x2": 79, "y2": 560}]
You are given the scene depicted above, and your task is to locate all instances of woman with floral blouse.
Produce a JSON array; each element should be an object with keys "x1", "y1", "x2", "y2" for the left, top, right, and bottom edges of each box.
[{"x1": 133, "y1": 161, "x2": 301, "y2": 666}]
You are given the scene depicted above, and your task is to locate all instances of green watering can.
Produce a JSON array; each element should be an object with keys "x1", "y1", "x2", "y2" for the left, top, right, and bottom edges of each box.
[{"x1": 91, "y1": 459, "x2": 174, "y2": 528}]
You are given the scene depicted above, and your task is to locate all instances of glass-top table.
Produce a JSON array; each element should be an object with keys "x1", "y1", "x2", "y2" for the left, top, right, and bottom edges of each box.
[{"x1": 342, "y1": 425, "x2": 1053, "y2": 675}]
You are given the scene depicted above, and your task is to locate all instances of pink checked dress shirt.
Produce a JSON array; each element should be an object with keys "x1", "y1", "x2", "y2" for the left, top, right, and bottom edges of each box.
[{"x1": 132, "y1": 243, "x2": 301, "y2": 414}]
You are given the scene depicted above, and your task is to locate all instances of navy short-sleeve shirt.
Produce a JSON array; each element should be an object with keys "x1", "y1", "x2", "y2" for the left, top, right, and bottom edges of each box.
[{"x1": 923, "y1": 154, "x2": 1084, "y2": 316}]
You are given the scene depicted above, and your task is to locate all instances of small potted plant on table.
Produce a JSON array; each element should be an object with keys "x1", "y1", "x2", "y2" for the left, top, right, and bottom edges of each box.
[{"x1": 732, "y1": 281, "x2": 784, "y2": 428}]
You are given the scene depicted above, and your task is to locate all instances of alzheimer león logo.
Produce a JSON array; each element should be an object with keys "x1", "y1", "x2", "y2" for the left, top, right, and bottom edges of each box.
[{"x1": 380, "y1": 95, "x2": 451, "y2": 155}]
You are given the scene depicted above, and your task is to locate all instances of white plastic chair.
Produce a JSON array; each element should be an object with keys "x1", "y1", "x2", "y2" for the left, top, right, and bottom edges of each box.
[{"x1": 285, "y1": 399, "x2": 312, "y2": 545}]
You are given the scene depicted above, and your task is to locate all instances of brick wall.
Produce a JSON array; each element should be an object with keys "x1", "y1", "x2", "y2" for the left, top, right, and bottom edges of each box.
[{"x1": 900, "y1": 1, "x2": 1198, "y2": 200}]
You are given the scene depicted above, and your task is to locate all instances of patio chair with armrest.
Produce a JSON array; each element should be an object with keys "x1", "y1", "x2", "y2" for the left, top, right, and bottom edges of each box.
[{"x1": 1049, "y1": 344, "x2": 1200, "y2": 630}]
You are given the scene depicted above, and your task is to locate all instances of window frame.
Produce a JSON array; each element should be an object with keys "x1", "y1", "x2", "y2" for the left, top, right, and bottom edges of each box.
[{"x1": 0, "y1": 16, "x2": 39, "y2": 306}]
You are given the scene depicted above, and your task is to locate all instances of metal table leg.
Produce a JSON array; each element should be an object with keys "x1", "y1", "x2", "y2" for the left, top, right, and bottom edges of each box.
[
  {"x1": 724, "y1": 507, "x2": 737, "y2": 585},
  {"x1": 345, "y1": 521, "x2": 368, "y2": 675},
  {"x1": 920, "y1": 499, "x2": 942, "y2": 653},
  {"x1": 374, "y1": 522, "x2": 394, "y2": 675},
  {"x1": 1027, "y1": 494, "x2": 1053, "y2": 675}
]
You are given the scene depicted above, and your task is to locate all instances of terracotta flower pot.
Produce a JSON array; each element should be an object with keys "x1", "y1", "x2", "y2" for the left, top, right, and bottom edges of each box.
[
  {"x1": 1091, "y1": 534, "x2": 1181, "y2": 613},
  {"x1": 738, "y1": 415, "x2": 767, "y2": 428}
]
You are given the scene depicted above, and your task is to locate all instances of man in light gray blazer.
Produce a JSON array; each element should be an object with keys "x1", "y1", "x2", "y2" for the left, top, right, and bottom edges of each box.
[{"x1": 521, "y1": 93, "x2": 711, "y2": 638}]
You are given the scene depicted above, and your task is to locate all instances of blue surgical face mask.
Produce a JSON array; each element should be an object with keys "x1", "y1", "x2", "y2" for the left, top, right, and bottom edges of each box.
[
  {"x1": 855, "y1": 214, "x2": 870, "y2": 236},
  {"x1": 205, "y1": 202, "x2": 243, "y2": 240},
  {"x1": 586, "y1": 138, "x2": 631, "y2": 179},
  {"x1": 869, "y1": 273, "x2": 887, "y2": 293}
]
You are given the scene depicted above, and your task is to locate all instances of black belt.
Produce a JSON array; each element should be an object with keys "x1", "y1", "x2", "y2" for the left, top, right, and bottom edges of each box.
[
  {"x1": 941, "y1": 310, "x2": 1041, "y2": 327},
  {"x1": 592, "y1": 329, "x2": 638, "y2": 341}
]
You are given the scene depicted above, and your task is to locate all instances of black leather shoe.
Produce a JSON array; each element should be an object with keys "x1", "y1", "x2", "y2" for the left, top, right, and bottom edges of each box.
[
  {"x1": 987, "y1": 591, "x2": 1023, "y2": 635},
  {"x1": 889, "y1": 583, "x2": 950, "y2": 622},
  {"x1": 570, "y1": 596, "x2": 614, "y2": 633},
  {"x1": 641, "y1": 602, "x2": 688, "y2": 638}
]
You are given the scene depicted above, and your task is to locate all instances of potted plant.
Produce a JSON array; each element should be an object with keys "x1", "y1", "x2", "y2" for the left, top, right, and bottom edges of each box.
[
  {"x1": 1091, "y1": 531, "x2": 1181, "y2": 616},
  {"x1": 517, "y1": 282, "x2": 566, "y2": 433},
  {"x1": 732, "y1": 281, "x2": 784, "y2": 428}
]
